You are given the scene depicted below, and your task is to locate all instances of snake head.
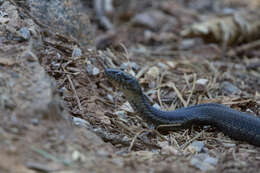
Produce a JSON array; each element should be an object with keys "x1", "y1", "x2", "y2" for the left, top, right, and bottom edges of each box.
[{"x1": 105, "y1": 68, "x2": 142, "y2": 94}]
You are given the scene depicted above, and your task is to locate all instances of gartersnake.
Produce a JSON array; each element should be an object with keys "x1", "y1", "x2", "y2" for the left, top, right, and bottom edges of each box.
[{"x1": 105, "y1": 68, "x2": 260, "y2": 146}]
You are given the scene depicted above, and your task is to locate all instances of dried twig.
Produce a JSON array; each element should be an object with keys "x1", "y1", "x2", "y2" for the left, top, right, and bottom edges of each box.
[
  {"x1": 228, "y1": 39, "x2": 260, "y2": 56},
  {"x1": 168, "y1": 82, "x2": 188, "y2": 107},
  {"x1": 128, "y1": 130, "x2": 144, "y2": 152},
  {"x1": 66, "y1": 74, "x2": 82, "y2": 111},
  {"x1": 186, "y1": 74, "x2": 197, "y2": 106},
  {"x1": 181, "y1": 131, "x2": 204, "y2": 150}
]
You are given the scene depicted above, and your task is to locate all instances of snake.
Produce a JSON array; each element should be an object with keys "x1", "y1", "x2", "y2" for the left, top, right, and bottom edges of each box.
[{"x1": 105, "y1": 68, "x2": 260, "y2": 146}]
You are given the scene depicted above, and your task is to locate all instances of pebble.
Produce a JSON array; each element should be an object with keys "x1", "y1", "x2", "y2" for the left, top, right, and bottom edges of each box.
[
  {"x1": 18, "y1": 27, "x2": 31, "y2": 40},
  {"x1": 86, "y1": 63, "x2": 100, "y2": 76},
  {"x1": 221, "y1": 81, "x2": 241, "y2": 95},
  {"x1": 179, "y1": 39, "x2": 196, "y2": 50},
  {"x1": 120, "y1": 62, "x2": 139, "y2": 71},
  {"x1": 195, "y1": 78, "x2": 208, "y2": 91},
  {"x1": 115, "y1": 111, "x2": 128, "y2": 122},
  {"x1": 196, "y1": 79, "x2": 208, "y2": 85},
  {"x1": 190, "y1": 153, "x2": 218, "y2": 171},
  {"x1": 0, "y1": 10, "x2": 7, "y2": 17},
  {"x1": 107, "y1": 94, "x2": 114, "y2": 102},
  {"x1": 120, "y1": 102, "x2": 134, "y2": 113},
  {"x1": 132, "y1": 10, "x2": 167, "y2": 30},
  {"x1": 159, "y1": 141, "x2": 179, "y2": 155},
  {"x1": 187, "y1": 141, "x2": 205, "y2": 153},
  {"x1": 72, "y1": 117, "x2": 90, "y2": 128},
  {"x1": 152, "y1": 103, "x2": 161, "y2": 109},
  {"x1": 72, "y1": 150, "x2": 86, "y2": 162},
  {"x1": 92, "y1": 67, "x2": 100, "y2": 75},
  {"x1": 72, "y1": 47, "x2": 82, "y2": 58},
  {"x1": 157, "y1": 62, "x2": 168, "y2": 69}
]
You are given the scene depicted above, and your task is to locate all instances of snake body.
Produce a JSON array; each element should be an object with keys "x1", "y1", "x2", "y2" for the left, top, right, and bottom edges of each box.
[{"x1": 105, "y1": 68, "x2": 260, "y2": 146}]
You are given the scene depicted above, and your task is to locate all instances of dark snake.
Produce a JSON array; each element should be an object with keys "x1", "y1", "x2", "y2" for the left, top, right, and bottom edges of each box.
[{"x1": 105, "y1": 68, "x2": 260, "y2": 146}]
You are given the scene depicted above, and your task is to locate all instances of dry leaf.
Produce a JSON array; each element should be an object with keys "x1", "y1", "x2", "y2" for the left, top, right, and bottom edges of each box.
[{"x1": 181, "y1": 10, "x2": 260, "y2": 46}]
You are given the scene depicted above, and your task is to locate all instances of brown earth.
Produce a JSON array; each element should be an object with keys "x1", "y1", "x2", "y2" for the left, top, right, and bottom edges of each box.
[{"x1": 0, "y1": 0, "x2": 260, "y2": 173}]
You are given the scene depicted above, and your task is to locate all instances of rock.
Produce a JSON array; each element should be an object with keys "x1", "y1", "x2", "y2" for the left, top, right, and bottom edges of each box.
[
  {"x1": 18, "y1": 27, "x2": 31, "y2": 40},
  {"x1": 92, "y1": 67, "x2": 100, "y2": 75},
  {"x1": 159, "y1": 141, "x2": 179, "y2": 155},
  {"x1": 86, "y1": 63, "x2": 100, "y2": 76},
  {"x1": 72, "y1": 47, "x2": 82, "y2": 59},
  {"x1": 179, "y1": 39, "x2": 196, "y2": 50},
  {"x1": 115, "y1": 111, "x2": 128, "y2": 122},
  {"x1": 120, "y1": 102, "x2": 134, "y2": 113},
  {"x1": 195, "y1": 78, "x2": 208, "y2": 91},
  {"x1": 120, "y1": 62, "x2": 140, "y2": 71},
  {"x1": 190, "y1": 153, "x2": 218, "y2": 171},
  {"x1": 107, "y1": 94, "x2": 114, "y2": 102},
  {"x1": 152, "y1": 103, "x2": 161, "y2": 109},
  {"x1": 72, "y1": 150, "x2": 86, "y2": 162},
  {"x1": 72, "y1": 117, "x2": 91, "y2": 128},
  {"x1": 25, "y1": 0, "x2": 93, "y2": 47},
  {"x1": 196, "y1": 79, "x2": 208, "y2": 85},
  {"x1": 221, "y1": 81, "x2": 241, "y2": 95},
  {"x1": 187, "y1": 141, "x2": 205, "y2": 153},
  {"x1": 132, "y1": 10, "x2": 169, "y2": 30},
  {"x1": 0, "y1": 1, "x2": 71, "y2": 124}
]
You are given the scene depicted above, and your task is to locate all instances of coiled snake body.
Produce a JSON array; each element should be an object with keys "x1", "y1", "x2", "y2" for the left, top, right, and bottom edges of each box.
[{"x1": 105, "y1": 68, "x2": 260, "y2": 146}]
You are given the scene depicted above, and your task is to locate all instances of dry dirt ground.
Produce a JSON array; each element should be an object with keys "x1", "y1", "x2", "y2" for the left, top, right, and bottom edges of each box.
[{"x1": 0, "y1": 0, "x2": 260, "y2": 173}]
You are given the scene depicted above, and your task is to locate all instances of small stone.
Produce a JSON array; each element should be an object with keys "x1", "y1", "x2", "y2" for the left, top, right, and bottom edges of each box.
[
  {"x1": 190, "y1": 153, "x2": 218, "y2": 171},
  {"x1": 179, "y1": 39, "x2": 196, "y2": 50},
  {"x1": 0, "y1": 10, "x2": 8, "y2": 17},
  {"x1": 86, "y1": 63, "x2": 93, "y2": 74},
  {"x1": 72, "y1": 117, "x2": 90, "y2": 128},
  {"x1": 107, "y1": 94, "x2": 114, "y2": 102},
  {"x1": 120, "y1": 102, "x2": 134, "y2": 113},
  {"x1": 196, "y1": 79, "x2": 208, "y2": 86},
  {"x1": 72, "y1": 47, "x2": 82, "y2": 58},
  {"x1": 120, "y1": 62, "x2": 140, "y2": 71},
  {"x1": 18, "y1": 27, "x2": 31, "y2": 40},
  {"x1": 132, "y1": 10, "x2": 167, "y2": 30},
  {"x1": 165, "y1": 61, "x2": 177, "y2": 69},
  {"x1": 187, "y1": 141, "x2": 205, "y2": 153},
  {"x1": 115, "y1": 111, "x2": 128, "y2": 121},
  {"x1": 152, "y1": 103, "x2": 161, "y2": 109},
  {"x1": 31, "y1": 118, "x2": 40, "y2": 125},
  {"x1": 221, "y1": 81, "x2": 241, "y2": 95},
  {"x1": 92, "y1": 67, "x2": 100, "y2": 75},
  {"x1": 86, "y1": 63, "x2": 100, "y2": 76},
  {"x1": 96, "y1": 149, "x2": 109, "y2": 157},
  {"x1": 72, "y1": 150, "x2": 86, "y2": 162},
  {"x1": 157, "y1": 62, "x2": 168, "y2": 70},
  {"x1": 0, "y1": 16, "x2": 9, "y2": 24},
  {"x1": 204, "y1": 157, "x2": 218, "y2": 166},
  {"x1": 159, "y1": 141, "x2": 179, "y2": 155},
  {"x1": 195, "y1": 78, "x2": 208, "y2": 91}
]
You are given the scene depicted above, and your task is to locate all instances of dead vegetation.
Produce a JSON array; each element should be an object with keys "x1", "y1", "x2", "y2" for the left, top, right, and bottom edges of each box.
[{"x1": 0, "y1": 0, "x2": 260, "y2": 173}]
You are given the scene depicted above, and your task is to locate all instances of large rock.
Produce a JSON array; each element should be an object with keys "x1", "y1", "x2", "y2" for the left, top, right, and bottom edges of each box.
[
  {"x1": 24, "y1": 0, "x2": 93, "y2": 47},
  {"x1": 0, "y1": 1, "x2": 60, "y2": 118}
]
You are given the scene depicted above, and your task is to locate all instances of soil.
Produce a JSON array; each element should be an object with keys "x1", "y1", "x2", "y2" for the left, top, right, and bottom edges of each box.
[{"x1": 0, "y1": 0, "x2": 260, "y2": 173}]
